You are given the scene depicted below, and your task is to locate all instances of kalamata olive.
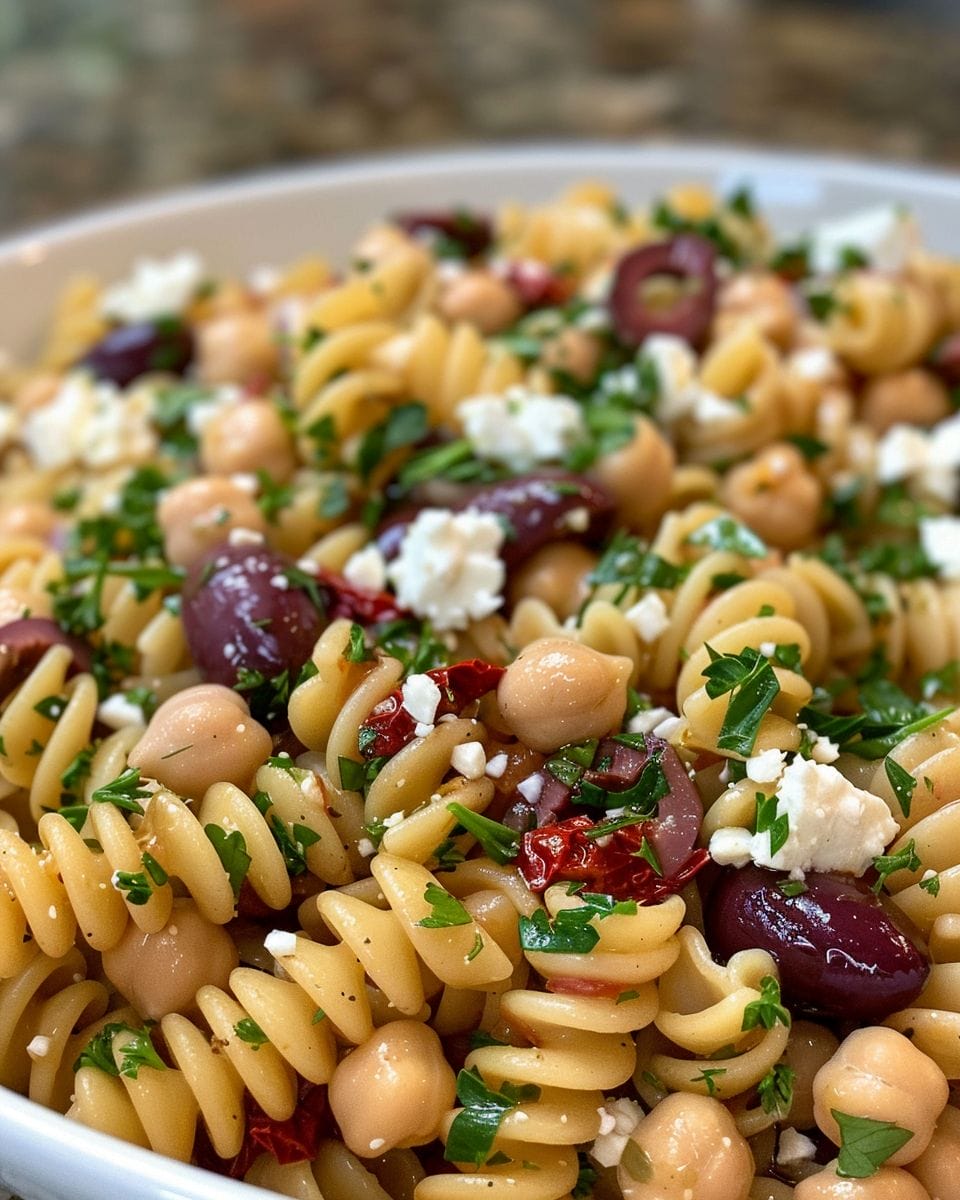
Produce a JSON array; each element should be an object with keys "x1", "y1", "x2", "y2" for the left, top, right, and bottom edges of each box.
[
  {"x1": 181, "y1": 544, "x2": 323, "y2": 689},
  {"x1": 930, "y1": 332, "x2": 960, "y2": 384},
  {"x1": 496, "y1": 260, "x2": 574, "y2": 310},
  {"x1": 80, "y1": 319, "x2": 194, "y2": 387},
  {"x1": 608, "y1": 235, "x2": 718, "y2": 349},
  {"x1": 0, "y1": 617, "x2": 92, "y2": 693},
  {"x1": 705, "y1": 865, "x2": 930, "y2": 1022},
  {"x1": 393, "y1": 210, "x2": 493, "y2": 259},
  {"x1": 377, "y1": 472, "x2": 615, "y2": 570}
]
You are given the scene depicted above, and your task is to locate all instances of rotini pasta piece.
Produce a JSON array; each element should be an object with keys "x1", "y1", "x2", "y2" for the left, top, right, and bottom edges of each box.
[
  {"x1": 496, "y1": 182, "x2": 637, "y2": 276},
  {"x1": 884, "y1": 961, "x2": 960, "y2": 1079},
  {"x1": 39, "y1": 275, "x2": 108, "y2": 370},
  {"x1": 0, "y1": 537, "x2": 62, "y2": 621},
  {"x1": 825, "y1": 271, "x2": 941, "y2": 375},
  {"x1": 298, "y1": 246, "x2": 431, "y2": 333}
]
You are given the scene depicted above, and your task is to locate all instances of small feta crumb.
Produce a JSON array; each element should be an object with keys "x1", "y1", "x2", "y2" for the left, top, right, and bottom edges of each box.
[
  {"x1": 357, "y1": 838, "x2": 376, "y2": 858},
  {"x1": 777, "y1": 1127, "x2": 817, "y2": 1166},
  {"x1": 344, "y1": 544, "x2": 388, "y2": 594},
  {"x1": 759, "y1": 641, "x2": 777, "y2": 658},
  {"x1": 26, "y1": 1036, "x2": 51, "y2": 1059},
  {"x1": 876, "y1": 424, "x2": 930, "y2": 485},
  {"x1": 653, "y1": 715, "x2": 684, "y2": 740},
  {"x1": 451, "y1": 741, "x2": 487, "y2": 780},
  {"x1": 368, "y1": 1138, "x2": 385, "y2": 1153},
  {"x1": 624, "y1": 593, "x2": 670, "y2": 643},
  {"x1": 628, "y1": 706, "x2": 676, "y2": 735},
  {"x1": 458, "y1": 387, "x2": 585, "y2": 472},
  {"x1": 230, "y1": 472, "x2": 260, "y2": 494},
  {"x1": 383, "y1": 810, "x2": 405, "y2": 829},
  {"x1": 264, "y1": 929, "x2": 298, "y2": 958},
  {"x1": 597, "y1": 1108, "x2": 617, "y2": 1137},
  {"x1": 101, "y1": 251, "x2": 204, "y2": 322},
  {"x1": 810, "y1": 205, "x2": 918, "y2": 274},
  {"x1": 387, "y1": 508, "x2": 505, "y2": 632},
  {"x1": 707, "y1": 826, "x2": 754, "y2": 869},
  {"x1": 97, "y1": 692, "x2": 148, "y2": 731},
  {"x1": 565, "y1": 506, "x2": 590, "y2": 532},
  {"x1": 402, "y1": 673, "x2": 442, "y2": 725},
  {"x1": 269, "y1": 573, "x2": 290, "y2": 590},
  {"x1": 591, "y1": 1097, "x2": 644, "y2": 1168},
  {"x1": 228, "y1": 527, "x2": 265, "y2": 547},
  {"x1": 746, "y1": 748, "x2": 786, "y2": 784},
  {"x1": 48, "y1": 905, "x2": 57, "y2": 920},
  {"x1": 809, "y1": 734, "x2": 840, "y2": 764},
  {"x1": 517, "y1": 774, "x2": 544, "y2": 804},
  {"x1": 638, "y1": 334, "x2": 698, "y2": 422},
  {"x1": 414, "y1": 722, "x2": 435, "y2": 739},
  {"x1": 691, "y1": 388, "x2": 743, "y2": 425},
  {"x1": 920, "y1": 516, "x2": 960, "y2": 580},
  {"x1": 485, "y1": 752, "x2": 508, "y2": 779},
  {"x1": 789, "y1": 345, "x2": 839, "y2": 381}
]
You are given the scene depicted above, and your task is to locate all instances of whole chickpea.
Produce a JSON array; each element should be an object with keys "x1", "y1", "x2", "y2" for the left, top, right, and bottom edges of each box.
[
  {"x1": 102, "y1": 898, "x2": 238, "y2": 1020},
  {"x1": 197, "y1": 310, "x2": 279, "y2": 386},
  {"x1": 813, "y1": 1028, "x2": 949, "y2": 1167},
  {"x1": 128, "y1": 684, "x2": 271, "y2": 798},
  {"x1": 200, "y1": 399, "x2": 297, "y2": 482},
  {"x1": 860, "y1": 369, "x2": 951, "y2": 435},
  {"x1": 497, "y1": 637, "x2": 632, "y2": 752},
  {"x1": 722, "y1": 442, "x2": 822, "y2": 551},
  {"x1": 328, "y1": 1020, "x2": 456, "y2": 1157},
  {"x1": 507, "y1": 542, "x2": 597, "y2": 620},
  {"x1": 794, "y1": 1164, "x2": 932, "y2": 1200},
  {"x1": 593, "y1": 416, "x2": 676, "y2": 531},
  {"x1": 781, "y1": 1019, "x2": 842, "y2": 1130},
  {"x1": 907, "y1": 1103, "x2": 960, "y2": 1199},
  {"x1": 618, "y1": 1093, "x2": 753, "y2": 1200},
  {"x1": 157, "y1": 476, "x2": 267, "y2": 570},
  {"x1": 437, "y1": 270, "x2": 523, "y2": 335},
  {"x1": 0, "y1": 500, "x2": 58, "y2": 542},
  {"x1": 715, "y1": 272, "x2": 799, "y2": 348},
  {"x1": 540, "y1": 327, "x2": 603, "y2": 384}
]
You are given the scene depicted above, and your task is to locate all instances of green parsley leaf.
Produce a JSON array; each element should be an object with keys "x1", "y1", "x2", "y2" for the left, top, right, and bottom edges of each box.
[
  {"x1": 33, "y1": 695, "x2": 65, "y2": 721},
  {"x1": 112, "y1": 870, "x2": 153, "y2": 905},
  {"x1": 318, "y1": 475, "x2": 351, "y2": 519},
  {"x1": 702, "y1": 645, "x2": 781, "y2": 756},
  {"x1": 687, "y1": 515, "x2": 768, "y2": 559},
  {"x1": 616, "y1": 989, "x2": 641, "y2": 1004},
  {"x1": 141, "y1": 852, "x2": 168, "y2": 887},
  {"x1": 871, "y1": 838, "x2": 921, "y2": 894},
  {"x1": 807, "y1": 288, "x2": 843, "y2": 322},
  {"x1": 417, "y1": 882, "x2": 473, "y2": 929},
  {"x1": 445, "y1": 1067, "x2": 541, "y2": 1167},
  {"x1": 786, "y1": 433, "x2": 829, "y2": 461},
  {"x1": 233, "y1": 1017, "x2": 269, "y2": 1049},
  {"x1": 742, "y1": 975, "x2": 790, "y2": 1032},
  {"x1": 694, "y1": 1066, "x2": 726, "y2": 1096},
  {"x1": 833, "y1": 1110, "x2": 913, "y2": 1179},
  {"x1": 920, "y1": 661, "x2": 960, "y2": 701},
  {"x1": 572, "y1": 1155, "x2": 598, "y2": 1199},
  {"x1": 342, "y1": 623, "x2": 372, "y2": 664},
  {"x1": 255, "y1": 469, "x2": 294, "y2": 523},
  {"x1": 356, "y1": 402, "x2": 428, "y2": 479},
  {"x1": 204, "y1": 825, "x2": 251, "y2": 896},
  {"x1": 74, "y1": 1022, "x2": 167, "y2": 1079},
  {"x1": 755, "y1": 792, "x2": 790, "y2": 858},
  {"x1": 920, "y1": 873, "x2": 941, "y2": 897},
  {"x1": 518, "y1": 892, "x2": 635, "y2": 954},
  {"x1": 777, "y1": 879, "x2": 807, "y2": 898},
  {"x1": 91, "y1": 767, "x2": 151, "y2": 816},
  {"x1": 467, "y1": 931, "x2": 484, "y2": 962},
  {"x1": 884, "y1": 757, "x2": 917, "y2": 820},
  {"x1": 758, "y1": 1062, "x2": 795, "y2": 1116},
  {"x1": 445, "y1": 803, "x2": 520, "y2": 864},
  {"x1": 633, "y1": 836, "x2": 662, "y2": 875}
]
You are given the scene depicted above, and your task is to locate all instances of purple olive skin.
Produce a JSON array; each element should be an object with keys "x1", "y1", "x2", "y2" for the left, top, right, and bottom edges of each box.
[
  {"x1": 80, "y1": 320, "x2": 194, "y2": 388},
  {"x1": 608, "y1": 235, "x2": 718, "y2": 349},
  {"x1": 931, "y1": 332, "x2": 960, "y2": 385},
  {"x1": 181, "y1": 544, "x2": 323, "y2": 688},
  {"x1": 705, "y1": 865, "x2": 930, "y2": 1022},
  {"x1": 377, "y1": 472, "x2": 615, "y2": 570},
  {"x1": 0, "y1": 617, "x2": 92, "y2": 693},
  {"x1": 393, "y1": 211, "x2": 493, "y2": 259}
]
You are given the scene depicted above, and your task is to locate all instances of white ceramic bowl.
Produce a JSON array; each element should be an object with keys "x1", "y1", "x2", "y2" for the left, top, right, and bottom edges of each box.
[{"x1": 2, "y1": 142, "x2": 960, "y2": 1200}]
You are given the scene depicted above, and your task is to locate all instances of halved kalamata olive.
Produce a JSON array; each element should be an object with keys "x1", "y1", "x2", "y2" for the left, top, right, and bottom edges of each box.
[
  {"x1": 497, "y1": 260, "x2": 574, "y2": 310},
  {"x1": 80, "y1": 319, "x2": 194, "y2": 387},
  {"x1": 705, "y1": 865, "x2": 930, "y2": 1022},
  {"x1": 377, "y1": 472, "x2": 615, "y2": 570},
  {"x1": 930, "y1": 333, "x2": 960, "y2": 384},
  {"x1": 0, "y1": 618, "x2": 92, "y2": 693},
  {"x1": 181, "y1": 545, "x2": 323, "y2": 688},
  {"x1": 608, "y1": 235, "x2": 717, "y2": 349},
  {"x1": 393, "y1": 210, "x2": 493, "y2": 259}
]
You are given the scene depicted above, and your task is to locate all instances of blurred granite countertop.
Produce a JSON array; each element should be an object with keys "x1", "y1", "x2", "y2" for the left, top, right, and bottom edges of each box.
[{"x1": 1, "y1": 0, "x2": 960, "y2": 231}]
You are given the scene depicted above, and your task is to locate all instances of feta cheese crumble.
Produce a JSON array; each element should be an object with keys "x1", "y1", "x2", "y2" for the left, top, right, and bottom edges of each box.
[
  {"x1": 22, "y1": 373, "x2": 158, "y2": 470},
  {"x1": 457, "y1": 387, "x2": 585, "y2": 472},
  {"x1": 101, "y1": 251, "x2": 204, "y2": 323},
  {"x1": 26, "y1": 1036, "x2": 51, "y2": 1059},
  {"x1": 627, "y1": 706, "x2": 677, "y2": 735},
  {"x1": 709, "y1": 757, "x2": 899, "y2": 877},
  {"x1": 386, "y1": 508, "x2": 505, "y2": 631},
  {"x1": 788, "y1": 346, "x2": 840, "y2": 382},
  {"x1": 344, "y1": 544, "x2": 388, "y2": 594},
  {"x1": 745, "y1": 748, "x2": 786, "y2": 784},
  {"x1": 809, "y1": 206, "x2": 919, "y2": 275},
  {"x1": 97, "y1": 693, "x2": 149, "y2": 731},
  {"x1": 590, "y1": 1097, "x2": 644, "y2": 1168},
  {"x1": 402, "y1": 673, "x2": 442, "y2": 725},
  {"x1": 264, "y1": 929, "x2": 299, "y2": 958},
  {"x1": 639, "y1": 333, "x2": 698, "y2": 422},
  {"x1": 777, "y1": 1127, "x2": 817, "y2": 1166},
  {"x1": 624, "y1": 593, "x2": 671, "y2": 643},
  {"x1": 451, "y1": 741, "x2": 487, "y2": 780},
  {"x1": 920, "y1": 516, "x2": 960, "y2": 580}
]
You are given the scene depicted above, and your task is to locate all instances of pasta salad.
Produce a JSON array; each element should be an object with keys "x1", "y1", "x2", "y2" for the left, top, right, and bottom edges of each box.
[{"x1": 0, "y1": 180, "x2": 959, "y2": 1200}]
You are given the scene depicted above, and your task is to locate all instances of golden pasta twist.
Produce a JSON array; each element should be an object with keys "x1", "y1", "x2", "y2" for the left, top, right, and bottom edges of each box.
[{"x1": 824, "y1": 270, "x2": 941, "y2": 374}]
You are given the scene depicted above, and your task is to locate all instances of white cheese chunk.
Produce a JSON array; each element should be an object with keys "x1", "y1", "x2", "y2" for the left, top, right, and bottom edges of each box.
[
  {"x1": 590, "y1": 1097, "x2": 644, "y2": 1169},
  {"x1": 485, "y1": 753, "x2": 508, "y2": 779},
  {"x1": 386, "y1": 507, "x2": 505, "y2": 631},
  {"x1": 101, "y1": 251, "x2": 204, "y2": 322},
  {"x1": 517, "y1": 774, "x2": 544, "y2": 804},
  {"x1": 876, "y1": 424, "x2": 931, "y2": 485},
  {"x1": 809, "y1": 206, "x2": 919, "y2": 275},
  {"x1": 638, "y1": 333, "x2": 699, "y2": 422},
  {"x1": 26, "y1": 1035, "x2": 51, "y2": 1059},
  {"x1": 451, "y1": 741, "x2": 487, "y2": 780},
  {"x1": 264, "y1": 929, "x2": 299, "y2": 958},
  {"x1": 343, "y1": 544, "x2": 388, "y2": 593},
  {"x1": 228, "y1": 527, "x2": 266, "y2": 547},
  {"x1": 184, "y1": 383, "x2": 243, "y2": 437},
  {"x1": 627, "y1": 706, "x2": 677, "y2": 735},
  {"x1": 788, "y1": 346, "x2": 840, "y2": 381},
  {"x1": 709, "y1": 757, "x2": 899, "y2": 878},
  {"x1": 809, "y1": 734, "x2": 840, "y2": 764},
  {"x1": 920, "y1": 516, "x2": 960, "y2": 580},
  {"x1": 777, "y1": 1127, "x2": 817, "y2": 1166},
  {"x1": 457, "y1": 387, "x2": 585, "y2": 472},
  {"x1": 745, "y1": 748, "x2": 786, "y2": 784},
  {"x1": 624, "y1": 593, "x2": 670, "y2": 643},
  {"x1": 691, "y1": 388, "x2": 744, "y2": 425},
  {"x1": 401, "y1": 673, "x2": 442, "y2": 725},
  {"x1": 97, "y1": 693, "x2": 148, "y2": 731}
]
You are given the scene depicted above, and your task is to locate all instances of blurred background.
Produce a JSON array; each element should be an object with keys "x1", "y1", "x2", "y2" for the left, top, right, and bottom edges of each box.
[{"x1": 1, "y1": 0, "x2": 959, "y2": 232}]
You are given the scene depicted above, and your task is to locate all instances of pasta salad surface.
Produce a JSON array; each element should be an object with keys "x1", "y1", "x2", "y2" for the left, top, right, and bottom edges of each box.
[{"x1": 1, "y1": 182, "x2": 960, "y2": 1199}]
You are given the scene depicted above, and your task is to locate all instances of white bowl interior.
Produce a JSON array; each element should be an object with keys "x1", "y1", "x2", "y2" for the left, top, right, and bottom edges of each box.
[{"x1": 2, "y1": 142, "x2": 960, "y2": 1200}]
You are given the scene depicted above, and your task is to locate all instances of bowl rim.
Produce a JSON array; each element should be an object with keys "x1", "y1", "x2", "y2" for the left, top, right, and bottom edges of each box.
[{"x1": 4, "y1": 138, "x2": 960, "y2": 259}]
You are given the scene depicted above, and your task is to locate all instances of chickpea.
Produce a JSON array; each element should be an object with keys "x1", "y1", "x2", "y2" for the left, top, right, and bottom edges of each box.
[
  {"x1": 157, "y1": 476, "x2": 267, "y2": 570},
  {"x1": 200, "y1": 399, "x2": 297, "y2": 482},
  {"x1": 715, "y1": 272, "x2": 799, "y2": 348},
  {"x1": 0, "y1": 501, "x2": 58, "y2": 542},
  {"x1": 497, "y1": 637, "x2": 632, "y2": 753},
  {"x1": 908, "y1": 1103, "x2": 960, "y2": 1199},
  {"x1": 437, "y1": 270, "x2": 523, "y2": 335},
  {"x1": 813, "y1": 1028, "x2": 949, "y2": 1166},
  {"x1": 781, "y1": 1019, "x2": 841, "y2": 1130},
  {"x1": 860, "y1": 369, "x2": 951, "y2": 435},
  {"x1": 328, "y1": 1020, "x2": 456, "y2": 1157},
  {"x1": 593, "y1": 416, "x2": 676, "y2": 531},
  {"x1": 102, "y1": 899, "x2": 238, "y2": 1020},
  {"x1": 540, "y1": 327, "x2": 602, "y2": 384},
  {"x1": 795, "y1": 1164, "x2": 931, "y2": 1200},
  {"x1": 128, "y1": 684, "x2": 271, "y2": 798},
  {"x1": 196, "y1": 310, "x2": 279, "y2": 386},
  {"x1": 722, "y1": 442, "x2": 822, "y2": 551},
  {"x1": 618, "y1": 1093, "x2": 753, "y2": 1200},
  {"x1": 507, "y1": 542, "x2": 597, "y2": 620}
]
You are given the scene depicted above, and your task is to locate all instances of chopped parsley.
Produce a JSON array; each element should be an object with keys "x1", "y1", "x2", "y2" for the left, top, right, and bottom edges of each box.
[
  {"x1": 416, "y1": 882, "x2": 473, "y2": 929},
  {"x1": 741, "y1": 975, "x2": 790, "y2": 1032},
  {"x1": 518, "y1": 893, "x2": 636, "y2": 955},
  {"x1": 204, "y1": 825, "x2": 251, "y2": 896},
  {"x1": 233, "y1": 1018, "x2": 269, "y2": 1049},
  {"x1": 702, "y1": 645, "x2": 781, "y2": 756},
  {"x1": 871, "y1": 839, "x2": 921, "y2": 894},
  {"x1": 74, "y1": 1023, "x2": 166, "y2": 1079},
  {"x1": 445, "y1": 803, "x2": 520, "y2": 864},
  {"x1": 355, "y1": 402, "x2": 428, "y2": 479},
  {"x1": 687, "y1": 515, "x2": 768, "y2": 559},
  {"x1": 90, "y1": 767, "x2": 151, "y2": 816},
  {"x1": 755, "y1": 791, "x2": 789, "y2": 858},
  {"x1": 758, "y1": 1062, "x2": 795, "y2": 1116},
  {"x1": 444, "y1": 1067, "x2": 541, "y2": 1167},
  {"x1": 884, "y1": 757, "x2": 917, "y2": 819},
  {"x1": 833, "y1": 1110, "x2": 913, "y2": 1179}
]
